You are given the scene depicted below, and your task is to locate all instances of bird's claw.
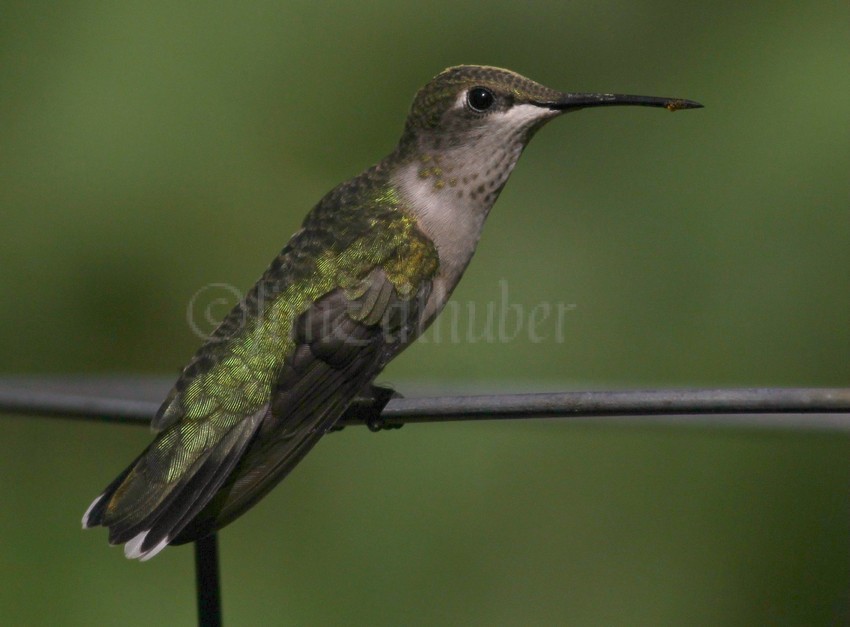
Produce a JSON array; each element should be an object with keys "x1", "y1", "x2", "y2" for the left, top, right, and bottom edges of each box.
[{"x1": 339, "y1": 384, "x2": 403, "y2": 432}]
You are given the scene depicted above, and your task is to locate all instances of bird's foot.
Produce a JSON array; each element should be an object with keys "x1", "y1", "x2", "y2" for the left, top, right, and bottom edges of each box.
[{"x1": 336, "y1": 384, "x2": 403, "y2": 432}]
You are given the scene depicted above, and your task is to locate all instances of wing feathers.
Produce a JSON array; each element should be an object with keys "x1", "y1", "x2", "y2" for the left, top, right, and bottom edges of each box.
[
  {"x1": 172, "y1": 284, "x2": 400, "y2": 541},
  {"x1": 84, "y1": 237, "x2": 436, "y2": 558}
]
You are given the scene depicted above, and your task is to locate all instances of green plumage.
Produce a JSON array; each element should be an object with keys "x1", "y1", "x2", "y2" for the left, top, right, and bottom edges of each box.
[
  {"x1": 158, "y1": 167, "x2": 433, "y2": 435},
  {"x1": 84, "y1": 159, "x2": 438, "y2": 556}
]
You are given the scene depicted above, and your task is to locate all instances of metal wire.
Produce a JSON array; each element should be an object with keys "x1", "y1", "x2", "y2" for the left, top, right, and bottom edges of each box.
[
  {"x1": 1, "y1": 379, "x2": 849, "y2": 431},
  {"x1": 368, "y1": 388, "x2": 850, "y2": 431}
]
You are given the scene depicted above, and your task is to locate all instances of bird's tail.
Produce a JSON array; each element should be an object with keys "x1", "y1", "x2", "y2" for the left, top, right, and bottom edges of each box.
[{"x1": 81, "y1": 409, "x2": 264, "y2": 560}]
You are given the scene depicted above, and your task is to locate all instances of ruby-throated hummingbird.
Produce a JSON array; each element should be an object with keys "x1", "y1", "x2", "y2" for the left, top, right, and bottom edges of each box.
[{"x1": 82, "y1": 65, "x2": 701, "y2": 559}]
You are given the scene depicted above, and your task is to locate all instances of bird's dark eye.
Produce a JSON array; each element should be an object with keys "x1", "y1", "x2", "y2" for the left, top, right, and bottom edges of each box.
[{"x1": 467, "y1": 87, "x2": 495, "y2": 112}]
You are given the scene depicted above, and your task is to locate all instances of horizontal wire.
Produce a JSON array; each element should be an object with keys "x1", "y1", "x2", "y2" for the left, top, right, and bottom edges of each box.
[
  {"x1": 1, "y1": 379, "x2": 849, "y2": 432},
  {"x1": 369, "y1": 388, "x2": 850, "y2": 431}
]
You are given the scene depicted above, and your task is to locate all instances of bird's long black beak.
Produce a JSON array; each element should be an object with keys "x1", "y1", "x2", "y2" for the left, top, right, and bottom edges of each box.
[{"x1": 539, "y1": 93, "x2": 703, "y2": 112}]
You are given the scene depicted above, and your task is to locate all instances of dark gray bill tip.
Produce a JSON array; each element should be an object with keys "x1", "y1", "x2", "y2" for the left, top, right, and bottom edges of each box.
[{"x1": 540, "y1": 93, "x2": 704, "y2": 112}]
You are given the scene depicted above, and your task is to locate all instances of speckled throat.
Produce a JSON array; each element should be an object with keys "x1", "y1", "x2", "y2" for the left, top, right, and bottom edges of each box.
[{"x1": 391, "y1": 101, "x2": 560, "y2": 324}]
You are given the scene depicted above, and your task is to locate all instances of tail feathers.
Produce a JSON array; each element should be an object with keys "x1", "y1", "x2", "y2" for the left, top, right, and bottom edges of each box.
[
  {"x1": 81, "y1": 493, "x2": 107, "y2": 529},
  {"x1": 120, "y1": 422, "x2": 258, "y2": 560},
  {"x1": 124, "y1": 530, "x2": 169, "y2": 561},
  {"x1": 82, "y1": 409, "x2": 265, "y2": 560},
  {"x1": 82, "y1": 493, "x2": 108, "y2": 530},
  {"x1": 82, "y1": 450, "x2": 145, "y2": 529}
]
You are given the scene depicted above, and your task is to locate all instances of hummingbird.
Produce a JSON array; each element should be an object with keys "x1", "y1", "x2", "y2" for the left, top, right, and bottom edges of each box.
[{"x1": 82, "y1": 65, "x2": 701, "y2": 560}]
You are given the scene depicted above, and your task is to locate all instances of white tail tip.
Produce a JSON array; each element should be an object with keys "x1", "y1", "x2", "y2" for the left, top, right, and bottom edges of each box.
[{"x1": 81, "y1": 494, "x2": 105, "y2": 529}]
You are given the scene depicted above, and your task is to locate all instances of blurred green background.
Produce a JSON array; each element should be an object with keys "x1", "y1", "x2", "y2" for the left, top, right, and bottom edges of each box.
[{"x1": 2, "y1": 1, "x2": 849, "y2": 625}]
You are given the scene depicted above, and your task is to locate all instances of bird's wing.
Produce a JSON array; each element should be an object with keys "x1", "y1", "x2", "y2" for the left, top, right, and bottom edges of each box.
[
  {"x1": 172, "y1": 266, "x2": 433, "y2": 542},
  {"x1": 83, "y1": 191, "x2": 438, "y2": 559}
]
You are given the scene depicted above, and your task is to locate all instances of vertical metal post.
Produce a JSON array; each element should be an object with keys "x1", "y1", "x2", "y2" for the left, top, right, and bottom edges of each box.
[{"x1": 194, "y1": 533, "x2": 223, "y2": 627}]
